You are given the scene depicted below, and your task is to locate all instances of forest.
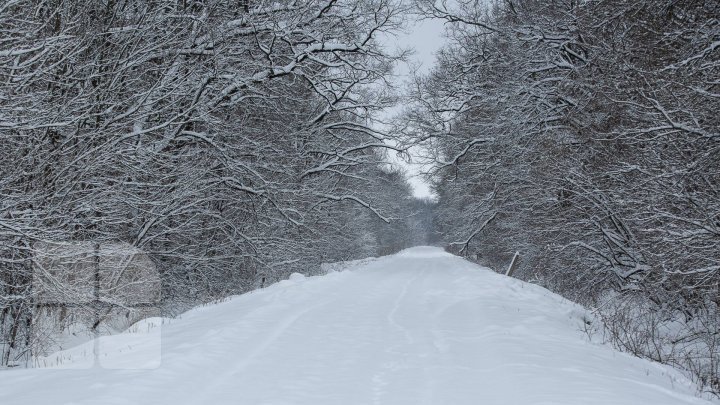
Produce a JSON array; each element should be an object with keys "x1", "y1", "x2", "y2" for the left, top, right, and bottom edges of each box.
[
  {"x1": 1, "y1": 0, "x2": 718, "y2": 397},
  {"x1": 0, "y1": 0, "x2": 434, "y2": 366},
  {"x1": 404, "y1": 0, "x2": 719, "y2": 394}
]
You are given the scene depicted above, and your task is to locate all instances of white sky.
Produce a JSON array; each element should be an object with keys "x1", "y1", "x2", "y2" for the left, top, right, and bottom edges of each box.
[{"x1": 379, "y1": 16, "x2": 447, "y2": 199}]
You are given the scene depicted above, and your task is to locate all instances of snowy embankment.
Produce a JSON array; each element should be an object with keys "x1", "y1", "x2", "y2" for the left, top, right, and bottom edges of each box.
[{"x1": 0, "y1": 247, "x2": 715, "y2": 405}]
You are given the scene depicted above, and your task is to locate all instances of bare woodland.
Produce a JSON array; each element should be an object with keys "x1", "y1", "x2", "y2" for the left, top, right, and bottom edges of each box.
[
  {"x1": 1, "y1": 0, "x2": 718, "y2": 398},
  {"x1": 1, "y1": 0, "x2": 423, "y2": 365},
  {"x1": 405, "y1": 0, "x2": 719, "y2": 394}
]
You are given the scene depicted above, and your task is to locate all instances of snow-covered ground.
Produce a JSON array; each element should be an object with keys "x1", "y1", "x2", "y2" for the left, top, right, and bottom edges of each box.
[{"x1": 0, "y1": 246, "x2": 715, "y2": 404}]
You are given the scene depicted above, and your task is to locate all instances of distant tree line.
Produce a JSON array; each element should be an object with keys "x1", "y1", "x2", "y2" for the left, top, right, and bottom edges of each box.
[
  {"x1": 0, "y1": 0, "x2": 426, "y2": 366},
  {"x1": 406, "y1": 0, "x2": 718, "y2": 395}
]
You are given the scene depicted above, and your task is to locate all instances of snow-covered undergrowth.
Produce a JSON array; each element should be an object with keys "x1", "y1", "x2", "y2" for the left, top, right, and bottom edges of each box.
[
  {"x1": 319, "y1": 256, "x2": 378, "y2": 274},
  {"x1": 26, "y1": 307, "x2": 161, "y2": 369},
  {"x1": 595, "y1": 292, "x2": 720, "y2": 396},
  {"x1": 31, "y1": 317, "x2": 163, "y2": 370},
  {"x1": 0, "y1": 247, "x2": 716, "y2": 404}
]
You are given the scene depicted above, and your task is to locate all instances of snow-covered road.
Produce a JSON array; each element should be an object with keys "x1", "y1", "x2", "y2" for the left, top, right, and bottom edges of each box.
[{"x1": 0, "y1": 247, "x2": 714, "y2": 404}]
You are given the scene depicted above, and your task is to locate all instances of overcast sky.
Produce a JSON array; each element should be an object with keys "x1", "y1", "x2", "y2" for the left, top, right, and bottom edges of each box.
[{"x1": 379, "y1": 16, "x2": 447, "y2": 199}]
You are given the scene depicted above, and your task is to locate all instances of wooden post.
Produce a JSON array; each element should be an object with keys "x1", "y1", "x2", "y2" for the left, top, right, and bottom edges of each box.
[
  {"x1": 93, "y1": 242, "x2": 101, "y2": 367},
  {"x1": 505, "y1": 251, "x2": 520, "y2": 277}
]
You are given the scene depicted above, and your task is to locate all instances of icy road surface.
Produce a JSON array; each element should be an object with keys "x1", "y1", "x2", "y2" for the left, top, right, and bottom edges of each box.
[{"x1": 0, "y1": 247, "x2": 714, "y2": 405}]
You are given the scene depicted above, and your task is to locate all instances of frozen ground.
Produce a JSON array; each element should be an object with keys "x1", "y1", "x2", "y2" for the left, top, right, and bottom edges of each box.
[{"x1": 0, "y1": 246, "x2": 715, "y2": 404}]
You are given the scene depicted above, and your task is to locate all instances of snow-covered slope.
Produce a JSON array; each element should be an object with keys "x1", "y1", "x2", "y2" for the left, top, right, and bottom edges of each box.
[{"x1": 0, "y1": 247, "x2": 714, "y2": 405}]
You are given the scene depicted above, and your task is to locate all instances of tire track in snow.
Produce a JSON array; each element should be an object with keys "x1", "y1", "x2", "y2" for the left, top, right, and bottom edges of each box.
[
  {"x1": 386, "y1": 269, "x2": 418, "y2": 346},
  {"x1": 372, "y1": 265, "x2": 427, "y2": 405},
  {"x1": 189, "y1": 299, "x2": 332, "y2": 403}
]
